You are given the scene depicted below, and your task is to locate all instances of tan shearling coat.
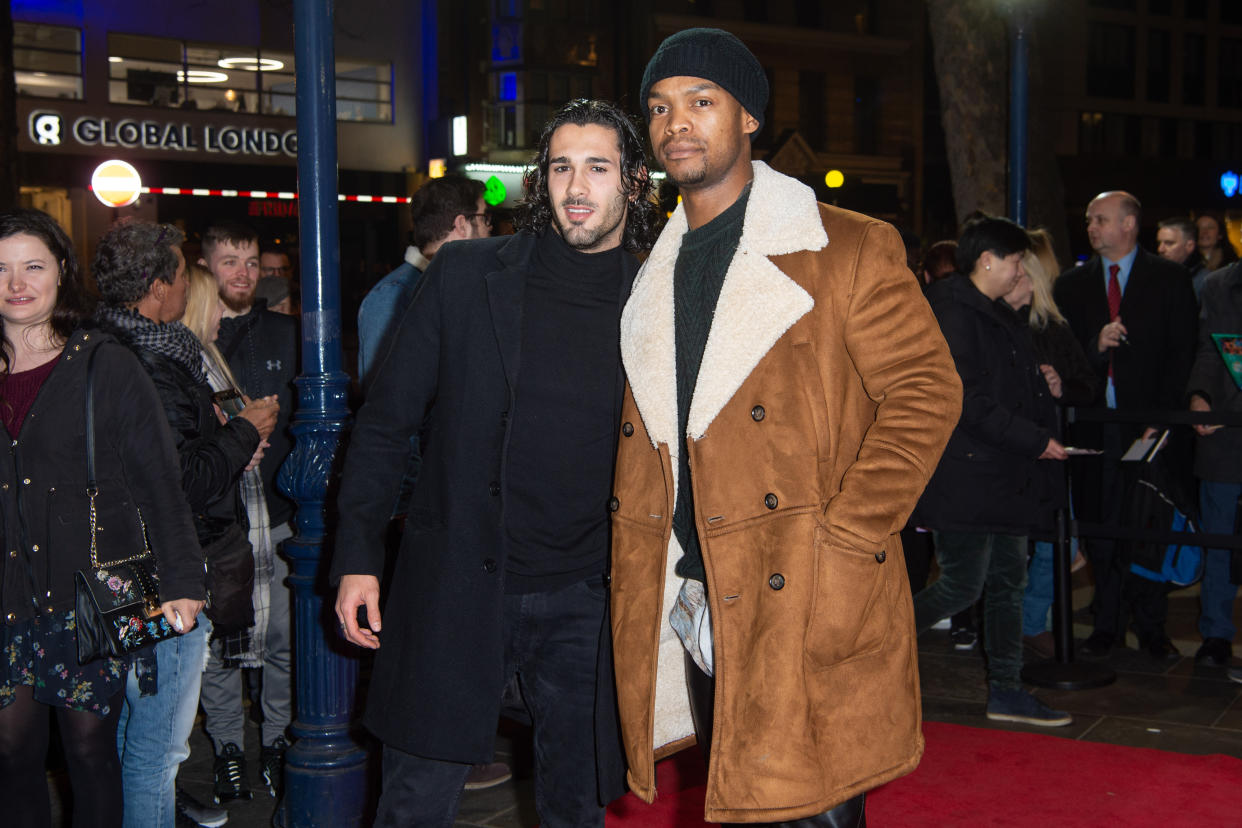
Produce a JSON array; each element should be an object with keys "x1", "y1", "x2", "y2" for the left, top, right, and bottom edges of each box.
[{"x1": 610, "y1": 162, "x2": 962, "y2": 822}]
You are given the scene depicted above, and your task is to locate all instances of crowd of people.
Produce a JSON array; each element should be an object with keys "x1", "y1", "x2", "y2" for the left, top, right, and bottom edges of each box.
[
  {"x1": 1, "y1": 23, "x2": 1240, "y2": 828},
  {"x1": 0, "y1": 211, "x2": 298, "y2": 827}
]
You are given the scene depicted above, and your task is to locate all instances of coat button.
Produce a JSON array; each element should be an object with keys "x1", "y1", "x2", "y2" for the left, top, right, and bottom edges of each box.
[
  {"x1": 769, "y1": 573, "x2": 785, "y2": 590},
  {"x1": 4, "y1": 612, "x2": 13, "y2": 623},
  {"x1": 764, "y1": 493, "x2": 778, "y2": 510},
  {"x1": 489, "y1": 482, "x2": 500, "y2": 496},
  {"x1": 875, "y1": 550, "x2": 887, "y2": 563},
  {"x1": 31, "y1": 544, "x2": 38, "y2": 552},
  {"x1": 751, "y1": 405, "x2": 765, "y2": 422},
  {"x1": 608, "y1": 496, "x2": 620, "y2": 512},
  {"x1": 22, "y1": 478, "x2": 30, "y2": 485},
  {"x1": 483, "y1": 558, "x2": 497, "y2": 573},
  {"x1": 603, "y1": 572, "x2": 612, "y2": 586},
  {"x1": 7, "y1": 550, "x2": 14, "y2": 558},
  {"x1": 622, "y1": 422, "x2": 634, "y2": 437}
]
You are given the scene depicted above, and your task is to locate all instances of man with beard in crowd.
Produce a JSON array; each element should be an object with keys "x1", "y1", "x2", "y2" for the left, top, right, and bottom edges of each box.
[
  {"x1": 198, "y1": 220, "x2": 299, "y2": 803},
  {"x1": 332, "y1": 99, "x2": 658, "y2": 827}
]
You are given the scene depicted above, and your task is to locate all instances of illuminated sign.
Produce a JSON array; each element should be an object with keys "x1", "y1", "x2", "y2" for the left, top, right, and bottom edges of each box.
[
  {"x1": 91, "y1": 160, "x2": 142, "y2": 208},
  {"x1": 1221, "y1": 171, "x2": 1239, "y2": 198},
  {"x1": 27, "y1": 110, "x2": 298, "y2": 157}
]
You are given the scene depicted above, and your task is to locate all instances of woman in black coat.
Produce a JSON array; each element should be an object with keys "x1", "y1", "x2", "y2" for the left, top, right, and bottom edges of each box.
[
  {"x1": 912, "y1": 215, "x2": 1073, "y2": 727},
  {"x1": 1005, "y1": 230, "x2": 1098, "y2": 654},
  {"x1": 0, "y1": 209, "x2": 204, "y2": 827}
]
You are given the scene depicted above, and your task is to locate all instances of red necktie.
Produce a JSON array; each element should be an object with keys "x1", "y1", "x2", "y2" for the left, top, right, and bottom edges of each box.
[
  {"x1": 1107, "y1": 263, "x2": 1121, "y2": 379},
  {"x1": 1107, "y1": 264, "x2": 1121, "y2": 320}
]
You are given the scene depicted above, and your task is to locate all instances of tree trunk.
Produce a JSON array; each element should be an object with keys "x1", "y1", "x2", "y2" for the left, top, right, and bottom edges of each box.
[
  {"x1": 926, "y1": 0, "x2": 1008, "y2": 226},
  {"x1": 0, "y1": 0, "x2": 17, "y2": 212}
]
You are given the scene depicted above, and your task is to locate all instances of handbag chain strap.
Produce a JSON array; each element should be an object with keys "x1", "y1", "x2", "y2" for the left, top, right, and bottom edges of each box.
[{"x1": 84, "y1": 345, "x2": 153, "y2": 571}]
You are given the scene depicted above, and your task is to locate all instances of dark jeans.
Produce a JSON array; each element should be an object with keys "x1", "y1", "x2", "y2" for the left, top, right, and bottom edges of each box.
[
  {"x1": 913, "y1": 531, "x2": 1028, "y2": 689},
  {"x1": 684, "y1": 653, "x2": 866, "y2": 827},
  {"x1": 374, "y1": 577, "x2": 608, "y2": 828}
]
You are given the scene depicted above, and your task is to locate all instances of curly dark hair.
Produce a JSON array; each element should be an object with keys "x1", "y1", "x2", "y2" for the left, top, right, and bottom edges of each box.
[
  {"x1": 515, "y1": 99, "x2": 660, "y2": 253},
  {"x1": 93, "y1": 219, "x2": 187, "y2": 307},
  {"x1": 0, "y1": 208, "x2": 90, "y2": 372}
]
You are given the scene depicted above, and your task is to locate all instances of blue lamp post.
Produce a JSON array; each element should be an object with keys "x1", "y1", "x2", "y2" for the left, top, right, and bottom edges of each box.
[
  {"x1": 1003, "y1": 0, "x2": 1033, "y2": 227},
  {"x1": 280, "y1": 1, "x2": 367, "y2": 824}
]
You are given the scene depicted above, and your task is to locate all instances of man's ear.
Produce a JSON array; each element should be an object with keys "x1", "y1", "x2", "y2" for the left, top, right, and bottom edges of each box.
[
  {"x1": 197, "y1": 257, "x2": 207, "y2": 268},
  {"x1": 741, "y1": 109, "x2": 759, "y2": 136},
  {"x1": 150, "y1": 277, "x2": 167, "y2": 303},
  {"x1": 451, "y1": 213, "x2": 472, "y2": 238}
]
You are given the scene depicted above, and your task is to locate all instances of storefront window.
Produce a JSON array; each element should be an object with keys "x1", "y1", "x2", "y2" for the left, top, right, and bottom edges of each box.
[
  {"x1": 106, "y1": 33, "x2": 392, "y2": 123},
  {"x1": 14, "y1": 22, "x2": 82, "y2": 100}
]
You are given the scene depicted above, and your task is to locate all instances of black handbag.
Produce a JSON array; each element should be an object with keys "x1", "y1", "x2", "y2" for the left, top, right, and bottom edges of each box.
[
  {"x1": 202, "y1": 521, "x2": 255, "y2": 635},
  {"x1": 73, "y1": 347, "x2": 178, "y2": 664}
]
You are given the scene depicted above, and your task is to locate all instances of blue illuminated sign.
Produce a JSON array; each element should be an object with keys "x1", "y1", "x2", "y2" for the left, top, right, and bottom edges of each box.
[{"x1": 1221, "y1": 171, "x2": 1239, "y2": 198}]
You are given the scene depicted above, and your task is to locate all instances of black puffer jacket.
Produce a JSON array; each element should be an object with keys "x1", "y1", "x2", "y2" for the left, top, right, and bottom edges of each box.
[
  {"x1": 0, "y1": 330, "x2": 204, "y2": 625},
  {"x1": 215, "y1": 299, "x2": 298, "y2": 527},
  {"x1": 915, "y1": 274, "x2": 1059, "y2": 533}
]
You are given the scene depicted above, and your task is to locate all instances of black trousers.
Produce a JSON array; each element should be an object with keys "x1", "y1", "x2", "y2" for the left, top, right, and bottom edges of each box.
[{"x1": 684, "y1": 653, "x2": 867, "y2": 828}]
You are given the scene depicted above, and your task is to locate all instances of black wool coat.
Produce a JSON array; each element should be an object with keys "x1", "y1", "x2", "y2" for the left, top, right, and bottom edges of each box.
[
  {"x1": 331, "y1": 231, "x2": 638, "y2": 801},
  {"x1": 914, "y1": 274, "x2": 1058, "y2": 534},
  {"x1": 0, "y1": 330, "x2": 204, "y2": 625},
  {"x1": 1187, "y1": 263, "x2": 1242, "y2": 483}
]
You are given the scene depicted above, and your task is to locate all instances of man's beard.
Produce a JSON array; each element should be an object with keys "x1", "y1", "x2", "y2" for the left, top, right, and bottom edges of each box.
[
  {"x1": 221, "y1": 288, "x2": 255, "y2": 313},
  {"x1": 554, "y1": 193, "x2": 627, "y2": 252}
]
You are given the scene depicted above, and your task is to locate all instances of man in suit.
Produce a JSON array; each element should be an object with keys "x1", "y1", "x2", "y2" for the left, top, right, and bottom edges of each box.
[
  {"x1": 331, "y1": 99, "x2": 658, "y2": 827},
  {"x1": 1054, "y1": 191, "x2": 1198, "y2": 659}
]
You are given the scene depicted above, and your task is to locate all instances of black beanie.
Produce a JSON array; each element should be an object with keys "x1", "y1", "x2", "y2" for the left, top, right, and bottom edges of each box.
[{"x1": 640, "y1": 28, "x2": 768, "y2": 139}]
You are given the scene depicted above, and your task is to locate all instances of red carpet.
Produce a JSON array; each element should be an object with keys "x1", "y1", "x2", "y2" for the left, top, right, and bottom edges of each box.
[{"x1": 606, "y1": 721, "x2": 1242, "y2": 826}]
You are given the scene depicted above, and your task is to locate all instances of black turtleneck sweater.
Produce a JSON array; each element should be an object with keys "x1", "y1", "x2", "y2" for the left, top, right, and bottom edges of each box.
[
  {"x1": 504, "y1": 228, "x2": 627, "y2": 593},
  {"x1": 672, "y1": 184, "x2": 751, "y2": 582}
]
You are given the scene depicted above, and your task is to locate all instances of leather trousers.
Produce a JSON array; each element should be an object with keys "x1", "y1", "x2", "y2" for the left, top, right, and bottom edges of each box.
[{"x1": 684, "y1": 652, "x2": 866, "y2": 828}]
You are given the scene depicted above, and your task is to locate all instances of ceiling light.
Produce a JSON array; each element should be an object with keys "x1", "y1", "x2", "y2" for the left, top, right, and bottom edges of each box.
[
  {"x1": 178, "y1": 70, "x2": 229, "y2": 84},
  {"x1": 217, "y1": 57, "x2": 284, "y2": 72}
]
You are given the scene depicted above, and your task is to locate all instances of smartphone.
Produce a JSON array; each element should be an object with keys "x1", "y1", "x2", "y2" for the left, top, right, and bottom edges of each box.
[{"x1": 212, "y1": 388, "x2": 245, "y2": 419}]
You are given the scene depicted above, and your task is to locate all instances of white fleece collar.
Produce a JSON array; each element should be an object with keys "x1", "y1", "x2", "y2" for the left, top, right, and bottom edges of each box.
[{"x1": 621, "y1": 161, "x2": 825, "y2": 450}]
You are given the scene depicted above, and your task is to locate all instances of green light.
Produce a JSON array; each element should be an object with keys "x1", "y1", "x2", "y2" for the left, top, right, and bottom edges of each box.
[{"x1": 484, "y1": 175, "x2": 506, "y2": 206}]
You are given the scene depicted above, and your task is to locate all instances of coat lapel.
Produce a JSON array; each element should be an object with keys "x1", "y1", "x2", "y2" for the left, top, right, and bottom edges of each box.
[
  {"x1": 621, "y1": 162, "x2": 825, "y2": 449},
  {"x1": 484, "y1": 233, "x2": 537, "y2": 390}
]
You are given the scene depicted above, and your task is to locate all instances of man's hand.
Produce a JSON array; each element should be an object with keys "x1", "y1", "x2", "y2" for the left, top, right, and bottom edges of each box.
[
  {"x1": 1190, "y1": 394, "x2": 1223, "y2": 437},
  {"x1": 239, "y1": 395, "x2": 279, "y2": 441},
  {"x1": 162, "y1": 598, "x2": 205, "y2": 633},
  {"x1": 336, "y1": 574, "x2": 382, "y2": 649},
  {"x1": 1039, "y1": 437, "x2": 1069, "y2": 460},
  {"x1": 1097, "y1": 318, "x2": 1128, "y2": 353},
  {"x1": 1039, "y1": 364, "x2": 1063, "y2": 399}
]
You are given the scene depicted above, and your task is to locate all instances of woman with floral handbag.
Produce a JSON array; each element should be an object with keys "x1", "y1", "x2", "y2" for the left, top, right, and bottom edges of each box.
[{"x1": 0, "y1": 209, "x2": 204, "y2": 828}]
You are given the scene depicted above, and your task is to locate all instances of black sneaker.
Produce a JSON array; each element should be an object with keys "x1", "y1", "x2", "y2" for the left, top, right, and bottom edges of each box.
[
  {"x1": 175, "y1": 786, "x2": 229, "y2": 827},
  {"x1": 950, "y1": 626, "x2": 978, "y2": 651},
  {"x1": 260, "y1": 736, "x2": 288, "y2": 798},
  {"x1": 213, "y1": 742, "x2": 252, "y2": 803},
  {"x1": 1194, "y1": 636, "x2": 1232, "y2": 667}
]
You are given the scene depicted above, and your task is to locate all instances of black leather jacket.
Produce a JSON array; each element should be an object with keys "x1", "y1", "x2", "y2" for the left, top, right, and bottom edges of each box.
[
  {"x1": 0, "y1": 330, "x2": 204, "y2": 624},
  {"x1": 128, "y1": 344, "x2": 260, "y2": 545}
]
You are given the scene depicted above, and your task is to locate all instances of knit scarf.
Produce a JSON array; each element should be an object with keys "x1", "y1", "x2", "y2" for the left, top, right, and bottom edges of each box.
[{"x1": 96, "y1": 306, "x2": 206, "y2": 384}]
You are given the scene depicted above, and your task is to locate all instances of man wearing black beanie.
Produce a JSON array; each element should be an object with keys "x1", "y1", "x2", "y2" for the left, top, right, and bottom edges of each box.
[{"x1": 609, "y1": 28, "x2": 963, "y2": 826}]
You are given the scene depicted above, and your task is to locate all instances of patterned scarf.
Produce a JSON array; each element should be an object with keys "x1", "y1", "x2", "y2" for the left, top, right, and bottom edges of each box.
[{"x1": 96, "y1": 306, "x2": 207, "y2": 384}]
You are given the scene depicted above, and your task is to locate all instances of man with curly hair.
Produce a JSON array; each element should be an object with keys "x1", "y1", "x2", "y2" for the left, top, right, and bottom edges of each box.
[{"x1": 331, "y1": 98, "x2": 658, "y2": 827}]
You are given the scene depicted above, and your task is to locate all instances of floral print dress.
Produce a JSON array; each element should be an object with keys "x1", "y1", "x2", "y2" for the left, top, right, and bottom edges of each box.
[{"x1": 1, "y1": 610, "x2": 127, "y2": 717}]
